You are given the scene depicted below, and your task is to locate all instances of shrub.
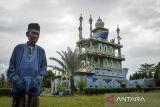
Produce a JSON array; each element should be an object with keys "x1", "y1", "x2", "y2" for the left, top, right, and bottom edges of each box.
[
  {"x1": 0, "y1": 88, "x2": 11, "y2": 96},
  {"x1": 121, "y1": 84, "x2": 126, "y2": 88},
  {"x1": 84, "y1": 88, "x2": 131, "y2": 95},
  {"x1": 83, "y1": 87, "x2": 160, "y2": 95}
]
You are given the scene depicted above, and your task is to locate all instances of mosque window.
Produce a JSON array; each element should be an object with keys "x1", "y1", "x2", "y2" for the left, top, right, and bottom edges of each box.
[{"x1": 105, "y1": 47, "x2": 106, "y2": 52}]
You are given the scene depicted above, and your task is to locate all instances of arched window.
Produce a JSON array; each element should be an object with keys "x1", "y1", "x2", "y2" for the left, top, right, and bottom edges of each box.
[{"x1": 105, "y1": 47, "x2": 106, "y2": 52}]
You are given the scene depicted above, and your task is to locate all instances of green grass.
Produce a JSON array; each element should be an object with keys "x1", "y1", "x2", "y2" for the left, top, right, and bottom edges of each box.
[{"x1": 0, "y1": 92, "x2": 160, "y2": 107}]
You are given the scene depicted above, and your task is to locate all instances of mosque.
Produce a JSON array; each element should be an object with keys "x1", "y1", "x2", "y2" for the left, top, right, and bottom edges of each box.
[
  {"x1": 51, "y1": 15, "x2": 156, "y2": 94},
  {"x1": 51, "y1": 15, "x2": 129, "y2": 94},
  {"x1": 74, "y1": 15, "x2": 128, "y2": 89}
]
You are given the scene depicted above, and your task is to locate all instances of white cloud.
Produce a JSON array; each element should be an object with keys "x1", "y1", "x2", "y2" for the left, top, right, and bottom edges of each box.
[
  {"x1": 0, "y1": 0, "x2": 160, "y2": 78},
  {"x1": 0, "y1": 64, "x2": 8, "y2": 74}
]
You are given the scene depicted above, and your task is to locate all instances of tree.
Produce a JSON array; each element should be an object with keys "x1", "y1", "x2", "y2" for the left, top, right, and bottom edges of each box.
[
  {"x1": 129, "y1": 63, "x2": 155, "y2": 80},
  {"x1": 138, "y1": 63, "x2": 155, "y2": 78},
  {"x1": 76, "y1": 77, "x2": 87, "y2": 92},
  {"x1": 41, "y1": 70, "x2": 54, "y2": 88},
  {"x1": 0, "y1": 73, "x2": 6, "y2": 88},
  {"x1": 129, "y1": 75, "x2": 133, "y2": 80},
  {"x1": 154, "y1": 62, "x2": 160, "y2": 86},
  {"x1": 130, "y1": 72, "x2": 139, "y2": 80},
  {"x1": 49, "y1": 47, "x2": 81, "y2": 95}
]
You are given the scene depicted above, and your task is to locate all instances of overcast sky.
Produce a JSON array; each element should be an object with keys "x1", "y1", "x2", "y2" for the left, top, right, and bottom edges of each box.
[{"x1": 0, "y1": 0, "x2": 160, "y2": 78}]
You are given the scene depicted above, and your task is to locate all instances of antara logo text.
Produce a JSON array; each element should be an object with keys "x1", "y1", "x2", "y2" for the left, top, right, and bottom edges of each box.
[{"x1": 105, "y1": 95, "x2": 145, "y2": 104}]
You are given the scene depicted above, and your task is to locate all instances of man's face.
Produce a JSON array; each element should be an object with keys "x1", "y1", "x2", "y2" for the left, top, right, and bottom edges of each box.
[{"x1": 27, "y1": 29, "x2": 40, "y2": 45}]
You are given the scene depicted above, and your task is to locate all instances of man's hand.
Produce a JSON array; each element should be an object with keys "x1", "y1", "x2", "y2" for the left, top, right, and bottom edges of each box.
[{"x1": 35, "y1": 75, "x2": 42, "y2": 84}]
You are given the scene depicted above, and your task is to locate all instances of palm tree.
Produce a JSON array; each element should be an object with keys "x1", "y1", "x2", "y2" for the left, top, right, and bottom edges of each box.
[{"x1": 49, "y1": 47, "x2": 81, "y2": 95}]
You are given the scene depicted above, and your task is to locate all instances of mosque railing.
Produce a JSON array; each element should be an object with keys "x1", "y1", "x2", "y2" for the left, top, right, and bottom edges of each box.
[{"x1": 80, "y1": 50, "x2": 125, "y2": 60}]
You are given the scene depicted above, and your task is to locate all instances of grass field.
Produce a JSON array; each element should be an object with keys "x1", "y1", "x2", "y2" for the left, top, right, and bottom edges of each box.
[{"x1": 0, "y1": 92, "x2": 160, "y2": 107}]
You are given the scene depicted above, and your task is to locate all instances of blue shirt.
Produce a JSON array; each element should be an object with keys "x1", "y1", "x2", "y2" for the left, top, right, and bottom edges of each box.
[
  {"x1": 7, "y1": 43, "x2": 47, "y2": 97},
  {"x1": 20, "y1": 45, "x2": 38, "y2": 78}
]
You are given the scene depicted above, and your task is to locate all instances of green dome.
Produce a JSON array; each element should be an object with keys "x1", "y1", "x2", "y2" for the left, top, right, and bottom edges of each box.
[{"x1": 95, "y1": 18, "x2": 104, "y2": 28}]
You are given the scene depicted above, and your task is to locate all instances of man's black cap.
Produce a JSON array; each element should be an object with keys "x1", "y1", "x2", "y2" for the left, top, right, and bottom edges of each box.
[{"x1": 27, "y1": 23, "x2": 40, "y2": 31}]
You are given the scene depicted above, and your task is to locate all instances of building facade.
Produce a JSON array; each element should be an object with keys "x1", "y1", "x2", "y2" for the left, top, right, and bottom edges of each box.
[
  {"x1": 74, "y1": 15, "x2": 128, "y2": 89},
  {"x1": 127, "y1": 78, "x2": 155, "y2": 88}
]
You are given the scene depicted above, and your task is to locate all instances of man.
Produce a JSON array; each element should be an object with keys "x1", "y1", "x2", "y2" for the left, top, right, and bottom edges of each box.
[{"x1": 7, "y1": 23, "x2": 47, "y2": 107}]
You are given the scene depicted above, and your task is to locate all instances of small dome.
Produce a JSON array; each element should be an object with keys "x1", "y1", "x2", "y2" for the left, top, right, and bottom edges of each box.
[{"x1": 95, "y1": 18, "x2": 104, "y2": 28}]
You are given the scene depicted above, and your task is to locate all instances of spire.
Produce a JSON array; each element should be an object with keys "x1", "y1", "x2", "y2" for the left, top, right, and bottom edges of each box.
[
  {"x1": 78, "y1": 14, "x2": 83, "y2": 40},
  {"x1": 116, "y1": 25, "x2": 121, "y2": 57},
  {"x1": 89, "y1": 14, "x2": 93, "y2": 38},
  {"x1": 116, "y1": 25, "x2": 121, "y2": 45}
]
